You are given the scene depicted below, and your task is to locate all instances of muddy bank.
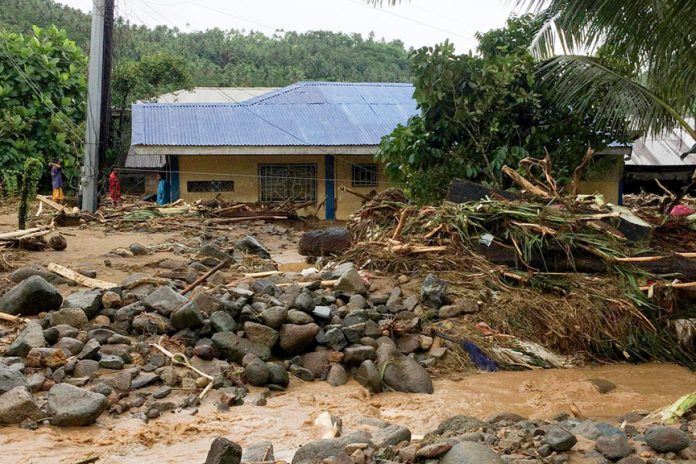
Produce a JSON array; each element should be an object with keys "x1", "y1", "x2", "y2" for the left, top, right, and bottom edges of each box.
[{"x1": 0, "y1": 363, "x2": 692, "y2": 464}]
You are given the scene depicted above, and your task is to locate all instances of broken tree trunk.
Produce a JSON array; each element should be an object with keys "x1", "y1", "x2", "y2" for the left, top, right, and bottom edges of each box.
[
  {"x1": 47, "y1": 263, "x2": 118, "y2": 289},
  {"x1": 298, "y1": 227, "x2": 351, "y2": 257}
]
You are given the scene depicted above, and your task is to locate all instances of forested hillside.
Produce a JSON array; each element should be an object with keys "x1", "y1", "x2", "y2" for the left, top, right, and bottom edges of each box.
[{"x1": 0, "y1": 0, "x2": 413, "y2": 91}]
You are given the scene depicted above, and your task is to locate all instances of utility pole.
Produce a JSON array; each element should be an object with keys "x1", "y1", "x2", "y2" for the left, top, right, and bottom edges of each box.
[{"x1": 81, "y1": 0, "x2": 114, "y2": 212}]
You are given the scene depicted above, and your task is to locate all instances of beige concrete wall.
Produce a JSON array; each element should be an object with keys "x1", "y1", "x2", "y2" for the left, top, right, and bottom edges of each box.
[{"x1": 177, "y1": 154, "x2": 394, "y2": 220}]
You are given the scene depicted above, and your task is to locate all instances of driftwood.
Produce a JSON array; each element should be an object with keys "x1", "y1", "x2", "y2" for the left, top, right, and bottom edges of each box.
[
  {"x1": 0, "y1": 313, "x2": 30, "y2": 324},
  {"x1": 47, "y1": 263, "x2": 117, "y2": 289},
  {"x1": 502, "y1": 166, "x2": 551, "y2": 198},
  {"x1": 0, "y1": 226, "x2": 51, "y2": 241},
  {"x1": 181, "y1": 258, "x2": 231, "y2": 295},
  {"x1": 36, "y1": 195, "x2": 71, "y2": 214},
  {"x1": 206, "y1": 216, "x2": 288, "y2": 225}
]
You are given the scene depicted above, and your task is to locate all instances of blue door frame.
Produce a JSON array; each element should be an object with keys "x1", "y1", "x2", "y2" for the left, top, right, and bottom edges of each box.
[
  {"x1": 325, "y1": 155, "x2": 335, "y2": 220},
  {"x1": 168, "y1": 155, "x2": 180, "y2": 202}
]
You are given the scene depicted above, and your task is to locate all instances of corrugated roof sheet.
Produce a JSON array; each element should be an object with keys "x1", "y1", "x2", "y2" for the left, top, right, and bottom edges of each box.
[
  {"x1": 626, "y1": 121, "x2": 696, "y2": 167},
  {"x1": 124, "y1": 146, "x2": 166, "y2": 169},
  {"x1": 131, "y1": 82, "x2": 417, "y2": 147},
  {"x1": 151, "y1": 87, "x2": 279, "y2": 104}
]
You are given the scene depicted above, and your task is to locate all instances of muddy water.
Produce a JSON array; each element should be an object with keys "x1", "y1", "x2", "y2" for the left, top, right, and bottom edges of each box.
[{"x1": 1, "y1": 363, "x2": 694, "y2": 464}]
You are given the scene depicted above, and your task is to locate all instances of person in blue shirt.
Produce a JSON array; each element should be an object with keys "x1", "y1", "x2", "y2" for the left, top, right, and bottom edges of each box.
[{"x1": 156, "y1": 172, "x2": 168, "y2": 205}]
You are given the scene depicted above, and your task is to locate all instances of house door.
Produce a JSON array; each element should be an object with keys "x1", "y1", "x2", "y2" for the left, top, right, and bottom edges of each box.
[{"x1": 259, "y1": 164, "x2": 318, "y2": 203}]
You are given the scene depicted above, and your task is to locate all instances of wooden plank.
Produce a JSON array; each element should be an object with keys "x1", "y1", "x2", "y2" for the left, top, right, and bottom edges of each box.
[
  {"x1": 47, "y1": 263, "x2": 117, "y2": 289},
  {"x1": 36, "y1": 195, "x2": 70, "y2": 214},
  {"x1": 0, "y1": 227, "x2": 50, "y2": 241}
]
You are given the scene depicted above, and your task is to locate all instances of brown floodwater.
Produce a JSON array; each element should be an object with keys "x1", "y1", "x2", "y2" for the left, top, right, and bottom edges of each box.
[{"x1": 1, "y1": 363, "x2": 694, "y2": 464}]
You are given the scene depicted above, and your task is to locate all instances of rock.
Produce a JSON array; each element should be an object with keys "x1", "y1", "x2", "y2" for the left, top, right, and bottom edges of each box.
[
  {"x1": 615, "y1": 457, "x2": 643, "y2": 464},
  {"x1": 101, "y1": 291, "x2": 122, "y2": 309},
  {"x1": 294, "y1": 292, "x2": 315, "y2": 312},
  {"x1": 0, "y1": 365, "x2": 27, "y2": 394},
  {"x1": 0, "y1": 386, "x2": 41, "y2": 424},
  {"x1": 131, "y1": 373, "x2": 159, "y2": 389},
  {"x1": 251, "y1": 279, "x2": 278, "y2": 297},
  {"x1": 48, "y1": 383, "x2": 107, "y2": 426},
  {"x1": 260, "y1": 307, "x2": 287, "y2": 329},
  {"x1": 335, "y1": 269, "x2": 366, "y2": 295},
  {"x1": 416, "y1": 442, "x2": 453, "y2": 459},
  {"x1": 194, "y1": 344, "x2": 216, "y2": 361},
  {"x1": 326, "y1": 364, "x2": 348, "y2": 386},
  {"x1": 50, "y1": 307, "x2": 89, "y2": 328},
  {"x1": 447, "y1": 179, "x2": 519, "y2": 203},
  {"x1": 311, "y1": 306, "x2": 332, "y2": 320},
  {"x1": 371, "y1": 424, "x2": 411, "y2": 447},
  {"x1": 316, "y1": 326, "x2": 348, "y2": 351},
  {"x1": 171, "y1": 300, "x2": 205, "y2": 330},
  {"x1": 645, "y1": 426, "x2": 690, "y2": 453},
  {"x1": 298, "y1": 227, "x2": 351, "y2": 257},
  {"x1": 77, "y1": 338, "x2": 101, "y2": 360},
  {"x1": 210, "y1": 311, "x2": 237, "y2": 333},
  {"x1": 242, "y1": 441, "x2": 274, "y2": 463},
  {"x1": 101, "y1": 371, "x2": 132, "y2": 391},
  {"x1": 354, "y1": 360, "x2": 381, "y2": 393},
  {"x1": 143, "y1": 286, "x2": 187, "y2": 316},
  {"x1": 236, "y1": 235, "x2": 271, "y2": 259},
  {"x1": 290, "y1": 364, "x2": 314, "y2": 381},
  {"x1": 26, "y1": 347, "x2": 67, "y2": 368},
  {"x1": 589, "y1": 378, "x2": 617, "y2": 394},
  {"x1": 212, "y1": 332, "x2": 271, "y2": 363},
  {"x1": 343, "y1": 345, "x2": 376, "y2": 367},
  {"x1": 301, "y1": 351, "x2": 331, "y2": 378},
  {"x1": 132, "y1": 312, "x2": 174, "y2": 334},
  {"x1": 397, "y1": 334, "x2": 421, "y2": 354},
  {"x1": 595, "y1": 434, "x2": 632, "y2": 461},
  {"x1": 129, "y1": 243, "x2": 148, "y2": 255},
  {"x1": 245, "y1": 361, "x2": 270, "y2": 387},
  {"x1": 99, "y1": 355, "x2": 125, "y2": 370},
  {"x1": 55, "y1": 337, "x2": 84, "y2": 356},
  {"x1": 74, "y1": 359, "x2": 100, "y2": 378},
  {"x1": 243, "y1": 322, "x2": 279, "y2": 348},
  {"x1": 291, "y1": 431, "x2": 372, "y2": 464},
  {"x1": 87, "y1": 328, "x2": 116, "y2": 344},
  {"x1": 573, "y1": 421, "x2": 624, "y2": 440},
  {"x1": 543, "y1": 426, "x2": 578, "y2": 452},
  {"x1": 9, "y1": 265, "x2": 63, "y2": 285},
  {"x1": 436, "y1": 415, "x2": 486, "y2": 434},
  {"x1": 376, "y1": 344, "x2": 433, "y2": 394},
  {"x1": 43, "y1": 324, "x2": 79, "y2": 344},
  {"x1": 6, "y1": 322, "x2": 45, "y2": 357},
  {"x1": 203, "y1": 438, "x2": 242, "y2": 464},
  {"x1": 287, "y1": 309, "x2": 314, "y2": 325},
  {"x1": 439, "y1": 299, "x2": 478, "y2": 318},
  {"x1": 63, "y1": 290, "x2": 102, "y2": 318},
  {"x1": 421, "y1": 273, "x2": 447, "y2": 308},
  {"x1": 266, "y1": 362, "x2": 289, "y2": 388},
  {"x1": 0, "y1": 276, "x2": 63, "y2": 316},
  {"x1": 440, "y1": 442, "x2": 503, "y2": 464},
  {"x1": 486, "y1": 412, "x2": 526, "y2": 424},
  {"x1": 278, "y1": 323, "x2": 320, "y2": 355}
]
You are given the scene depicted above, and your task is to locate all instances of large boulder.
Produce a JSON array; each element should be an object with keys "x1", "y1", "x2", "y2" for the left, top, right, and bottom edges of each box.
[
  {"x1": 298, "y1": 227, "x2": 351, "y2": 257},
  {"x1": 5, "y1": 322, "x2": 45, "y2": 357},
  {"x1": 0, "y1": 386, "x2": 42, "y2": 424},
  {"x1": 48, "y1": 383, "x2": 107, "y2": 426},
  {"x1": 278, "y1": 323, "x2": 320, "y2": 355},
  {"x1": 291, "y1": 432, "x2": 372, "y2": 464},
  {"x1": 440, "y1": 442, "x2": 504, "y2": 464},
  {"x1": 0, "y1": 365, "x2": 27, "y2": 394},
  {"x1": 212, "y1": 332, "x2": 270, "y2": 364},
  {"x1": 371, "y1": 424, "x2": 411, "y2": 448},
  {"x1": 205, "y1": 437, "x2": 242, "y2": 464},
  {"x1": 0, "y1": 275, "x2": 62, "y2": 316},
  {"x1": 143, "y1": 286, "x2": 187, "y2": 316},
  {"x1": 376, "y1": 344, "x2": 433, "y2": 394},
  {"x1": 63, "y1": 290, "x2": 102, "y2": 319}
]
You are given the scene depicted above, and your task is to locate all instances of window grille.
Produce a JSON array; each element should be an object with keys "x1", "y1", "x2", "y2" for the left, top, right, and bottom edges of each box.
[
  {"x1": 187, "y1": 180, "x2": 234, "y2": 192},
  {"x1": 352, "y1": 164, "x2": 378, "y2": 187},
  {"x1": 259, "y1": 164, "x2": 317, "y2": 203}
]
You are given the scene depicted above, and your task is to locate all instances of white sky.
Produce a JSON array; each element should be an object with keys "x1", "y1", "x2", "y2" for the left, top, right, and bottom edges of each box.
[{"x1": 56, "y1": 0, "x2": 516, "y2": 52}]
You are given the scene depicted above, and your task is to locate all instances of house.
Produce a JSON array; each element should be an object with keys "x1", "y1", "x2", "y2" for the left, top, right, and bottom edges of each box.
[
  {"x1": 129, "y1": 82, "x2": 417, "y2": 219},
  {"x1": 152, "y1": 87, "x2": 280, "y2": 104}
]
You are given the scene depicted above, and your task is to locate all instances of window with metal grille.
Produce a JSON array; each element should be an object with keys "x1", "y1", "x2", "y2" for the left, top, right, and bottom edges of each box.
[
  {"x1": 259, "y1": 164, "x2": 317, "y2": 203},
  {"x1": 187, "y1": 180, "x2": 234, "y2": 193},
  {"x1": 352, "y1": 164, "x2": 378, "y2": 187}
]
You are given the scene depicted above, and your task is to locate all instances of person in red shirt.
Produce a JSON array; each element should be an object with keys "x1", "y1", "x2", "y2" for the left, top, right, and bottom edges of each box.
[{"x1": 109, "y1": 169, "x2": 122, "y2": 206}]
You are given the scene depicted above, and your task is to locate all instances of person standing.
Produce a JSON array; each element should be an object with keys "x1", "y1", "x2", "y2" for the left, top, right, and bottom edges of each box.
[
  {"x1": 48, "y1": 159, "x2": 64, "y2": 204},
  {"x1": 156, "y1": 172, "x2": 168, "y2": 205},
  {"x1": 109, "y1": 168, "x2": 122, "y2": 206}
]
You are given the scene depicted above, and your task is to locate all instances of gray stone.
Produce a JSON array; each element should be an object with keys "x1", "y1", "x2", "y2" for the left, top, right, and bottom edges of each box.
[
  {"x1": 0, "y1": 366, "x2": 27, "y2": 394},
  {"x1": 48, "y1": 383, "x2": 107, "y2": 426},
  {"x1": 210, "y1": 311, "x2": 237, "y2": 333},
  {"x1": 9, "y1": 265, "x2": 63, "y2": 285},
  {"x1": 260, "y1": 306, "x2": 288, "y2": 329},
  {"x1": 50, "y1": 307, "x2": 89, "y2": 328},
  {"x1": 243, "y1": 321, "x2": 279, "y2": 348},
  {"x1": 171, "y1": 300, "x2": 205, "y2": 330},
  {"x1": 101, "y1": 371, "x2": 132, "y2": 391},
  {"x1": 236, "y1": 235, "x2": 271, "y2": 260},
  {"x1": 43, "y1": 324, "x2": 79, "y2": 344},
  {"x1": 354, "y1": 360, "x2": 381, "y2": 393},
  {"x1": 74, "y1": 359, "x2": 100, "y2": 378},
  {"x1": 543, "y1": 426, "x2": 578, "y2": 452},
  {"x1": 63, "y1": 290, "x2": 102, "y2": 318},
  {"x1": 645, "y1": 426, "x2": 690, "y2": 453},
  {"x1": 294, "y1": 292, "x2": 315, "y2": 312},
  {"x1": 0, "y1": 276, "x2": 63, "y2": 316},
  {"x1": 486, "y1": 412, "x2": 526, "y2": 424},
  {"x1": 343, "y1": 309, "x2": 368, "y2": 327},
  {"x1": 316, "y1": 326, "x2": 348, "y2": 351},
  {"x1": 55, "y1": 337, "x2": 84, "y2": 356},
  {"x1": 205, "y1": 437, "x2": 242, "y2": 464},
  {"x1": 595, "y1": 434, "x2": 632, "y2": 460},
  {"x1": 245, "y1": 361, "x2": 270, "y2": 387},
  {"x1": 440, "y1": 442, "x2": 503, "y2": 464},
  {"x1": 421, "y1": 273, "x2": 447, "y2": 308},
  {"x1": 573, "y1": 421, "x2": 623, "y2": 440},
  {"x1": 132, "y1": 312, "x2": 175, "y2": 334},
  {"x1": 371, "y1": 424, "x2": 411, "y2": 447},
  {"x1": 6, "y1": 322, "x2": 45, "y2": 357},
  {"x1": 343, "y1": 345, "x2": 376, "y2": 367},
  {"x1": 335, "y1": 269, "x2": 366, "y2": 295},
  {"x1": 87, "y1": 328, "x2": 116, "y2": 344},
  {"x1": 77, "y1": 338, "x2": 101, "y2": 360},
  {"x1": 0, "y1": 386, "x2": 41, "y2": 424},
  {"x1": 589, "y1": 378, "x2": 617, "y2": 394},
  {"x1": 287, "y1": 309, "x2": 314, "y2": 325},
  {"x1": 290, "y1": 364, "x2": 315, "y2": 381},
  {"x1": 99, "y1": 355, "x2": 125, "y2": 370},
  {"x1": 311, "y1": 306, "x2": 332, "y2": 319},
  {"x1": 212, "y1": 332, "x2": 271, "y2": 363},
  {"x1": 114, "y1": 302, "x2": 146, "y2": 334},
  {"x1": 291, "y1": 431, "x2": 372, "y2": 464},
  {"x1": 436, "y1": 416, "x2": 486, "y2": 434},
  {"x1": 301, "y1": 351, "x2": 331, "y2": 378},
  {"x1": 348, "y1": 294, "x2": 367, "y2": 310},
  {"x1": 266, "y1": 362, "x2": 289, "y2": 388},
  {"x1": 143, "y1": 286, "x2": 187, "y2": 316},
  {"x1": 439, "y1": 299, "x2": 478, "y2": 318},
  {"x1": 131, "y1": 372, "x2": 159, "y2": 389},
  {"x1": 376, "y1": 344, "x2": 433, "y2": 394},
  {"x1": 326, "y1": 364, "x2": 347, "y2": 387},
  {"x1": 242, "y1": 441, "x2": 274, "y2": 463},
  {"x1": 278, "y1": 323, "x2": 320, "y2": 355},
  {"x1": 251, "y1": 279, "x2": 278, "y2": 297}
]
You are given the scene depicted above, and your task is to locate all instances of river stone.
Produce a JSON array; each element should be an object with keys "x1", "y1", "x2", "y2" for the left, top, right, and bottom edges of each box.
[
  {"x1": 55, "y1": 337, "x2": 85, "y2": 356},
  {"x1": 440, "y1": 442, "x2": 503, "y2": 464},
  {"x1": 210, "y1": 311, "x2": 237, "y2": 333},
  {"x1": 6, "y1": 322, "x2": 45, "y2": 357},
  {"x1": 50, "y1": 307, "x2": 89, "y2": 328},
  {"x1": 205, "y1": 437, "x2": 242, "y2": 464},
  {"x1": 0, "y1": 365, "x2": 27, "y2": 394},
  {"x1": 376, "y1": 344, "x2": 433, "y2": 394},
  {"x1": 287, "y1": 309, "x2": 314, "y2": 325},
  {"x1": 301, "y1": 351, "x2": 331, "y2": 378},
  {"x1": 294, "y1": 292, "x2": 315, "y2": 312},
  {"x1": 335, "y1": 269, "x2": 366, "y2": 295},
  {"x1": 252, "y1": 279, "x2": 278, "y2": 297},
  {"x1": 421, "y1": 273, "x2": 447, "y2": 308},
  {"x1": 260, "y1": 307, "x2": 288, "y2": 329},
  {"x1": 99, "y1": 355, "x2": 125, "y2": 370},
  {"x1": 114, "y1": 302, "x2": 146, "y2": 334},
  {"x1": 74, "y1": 359, "x2": 100, "y2": 378},
  {"x1": 63, "y1": 290, "x2": 102, "y2": 319},
  {"x1": 354, "y1": 360, "x2": 381, "y2": 393},
  {"x1": 236, "y1": 235, "x2": 271, "y2": 260},
  {"x1": 77, "y1": 339, "x2": 101, "y2": 360},
  {"x1": 278, "y1": 323, "x2": 320, "y2": 355},
  {"x1": 326, "y1": 364, "x2": 348, "y2": 386},
  {"x1": 316, "y1": 327, "x2": 348, "y2": 351},
  {"x1": 266, "y1": 362, "x2": 289, "y2": 388},
  {"x1": 289, "y1": 364, "x2": 314, "y2": 381},
  {"x1": 43, "y1": 325, "x2": 79, "y2": 344},
  {"x1": 595, "y1": 433, "x2": 632, "y2": 460},
  {"x1": 645, "y1": 425, "x2": 690, "y2": 453},
  {"x1": 48, "y1": 383, "x2": 107, "y2": 426},
  {"x1": 143, "y1": 286, "x2": 187, "y2": 316},
  {"x1": 544, "y1": 426, "x2": 578, "y2": 452},
  {"x1": 291, "y1": 431, "x2": 373, "y2": 464},
  {"x1": 243, "y1": 322, "x2": 279, "y2": 348},
  {"x1": 9, "y1": 265, "x2": 63, "y2": 285},
  {"x1": 132, "y1": 312, "x2": 175, "y2": 334},
  {"x1": 436, "y1": 415, "x2": 487, "y2": 434},
  {"x1": 0, "y1": 276, "x2": 63, "y2": 316},
  {"x1": 244, "y1": 360, "x2": 270, "y2": 387},
  {"x1": 242, "y1": 441, "x2": 274, "y2": 463},
  {"x1": 371, "y1": 424, "x2": 411, "y2": 447},
  {"x1": 343, "y1": 345, "x2": 376, "y2": 367},
  {"x1": 0, "y1": 386, "x2": 41, "y2": 424},
  {"x1": 87, "y1": 328, "x2": 116, "y2": 344},
  {"x1": 212, "y1": 332, "x2": 270, "y2": 364},
  {"x1": 171, "y1": 300, "x2": 205, "y2": 330},
  {"x1": 573, "y1": 420, "x2": 623, "y2": 439}
]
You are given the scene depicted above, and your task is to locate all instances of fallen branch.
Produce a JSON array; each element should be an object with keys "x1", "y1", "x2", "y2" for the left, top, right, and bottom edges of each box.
[
  {"x1": 36, "y1": 195, "x2": 70, "y2": 214},
  {"x1": 392, "y1": 209, "x2": 409, "y2": 240},
  {"x1": 571, "y1": 148, "x2": 595, "y2": 197},
  {"x1": 0, "y1": 313, "x2": 30, "y2": 324},
  {"x1": 181, "y1": 258, "x2": 231, "y2": 295},
  {"x1": 339, "y1": 186, "x2": 371, "y2": 201},
  {"x1": 389, "y1": 244, "x2": 448, "y2": 254},
  {"x1": 243, "y1": 270, "x2": 282, "y2": 278},
  {"x1": 502, "y1": 166, "x2": 550, "y2": 198},
  {"x1": 0, "y1": 226, "x2": 51, "y2": 241},
  {"x1": 47, "y1": 263, "x2": 117, "y2": 290}
]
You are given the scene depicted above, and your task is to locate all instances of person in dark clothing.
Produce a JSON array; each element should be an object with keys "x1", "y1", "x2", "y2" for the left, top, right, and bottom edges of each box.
[{"x1": 48, "y1": 159, "x2": 64, "y2": 204}]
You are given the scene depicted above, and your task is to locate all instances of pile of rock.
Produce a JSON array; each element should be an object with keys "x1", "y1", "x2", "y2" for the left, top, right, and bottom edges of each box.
[
  {"x1": 0, "y1": 244, "x2": 472, "y2": 427},
  {"x1": 204, "y1": 412, "x2": 696, "y2": 464}
]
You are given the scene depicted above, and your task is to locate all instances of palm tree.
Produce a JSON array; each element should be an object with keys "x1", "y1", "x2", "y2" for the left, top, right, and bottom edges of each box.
[{"x1": 366, "y1": 0, "x2": 696, "y2": 140}]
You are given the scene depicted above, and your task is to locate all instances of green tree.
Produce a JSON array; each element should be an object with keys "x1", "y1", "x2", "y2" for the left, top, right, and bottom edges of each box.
[
  {"x1": 377, "y1": 16, "x2": 628, "y2": 203},
  {"x1": 0, "y1": 25, "x2": 86, "y2": 188}
]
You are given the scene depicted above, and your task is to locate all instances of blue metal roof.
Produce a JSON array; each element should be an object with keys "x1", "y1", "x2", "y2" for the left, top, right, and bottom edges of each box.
[{"x1": 131, "y1": 82, "x2": 417, "y2": 147}]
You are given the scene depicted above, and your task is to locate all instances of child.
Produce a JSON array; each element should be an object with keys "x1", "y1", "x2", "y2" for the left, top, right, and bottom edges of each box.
[
  {"x1": 109, "y1": 169, "x2": 122, "y2": 206},
  {"x1": 48, "y1": 159, "x2": 63, "y2": 204}
]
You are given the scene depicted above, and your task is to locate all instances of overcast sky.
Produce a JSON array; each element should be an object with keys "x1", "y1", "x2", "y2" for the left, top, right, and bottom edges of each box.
[{"x1": 55, "y1": 0, "x2": 516, "y2": 52}]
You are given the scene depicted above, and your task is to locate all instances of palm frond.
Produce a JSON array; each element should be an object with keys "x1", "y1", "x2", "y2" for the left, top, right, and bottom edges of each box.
[{"x1": 538, "y1": 55, "x2": 696, "y2": 139}]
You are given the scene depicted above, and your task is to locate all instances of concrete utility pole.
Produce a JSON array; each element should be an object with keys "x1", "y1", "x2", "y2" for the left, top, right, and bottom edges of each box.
[{"x1": 81, "y1": 0, "x2": 114, "y2": 212}]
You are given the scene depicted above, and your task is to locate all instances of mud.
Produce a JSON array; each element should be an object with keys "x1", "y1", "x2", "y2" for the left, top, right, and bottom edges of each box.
[{"x1": 1, "y1": 363, "x2": 692, "y2": 464}]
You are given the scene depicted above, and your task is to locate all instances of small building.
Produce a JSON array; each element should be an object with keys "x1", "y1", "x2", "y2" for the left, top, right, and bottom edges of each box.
[{"x1": 129, "y1": 82, "x2": 417, "y2": 219}]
